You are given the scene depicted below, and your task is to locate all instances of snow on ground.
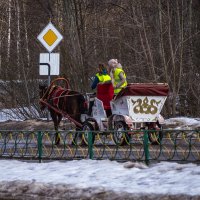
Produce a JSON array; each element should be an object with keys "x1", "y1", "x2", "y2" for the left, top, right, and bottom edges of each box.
[
  {"x1": 164, "y1": 117, "x2": 200, "y2": 130},
  {"x1": 0, "y1": 114, "x2": 199, "y2": 199},
  {"x1": 0, "y1": 159, "x2": 199, "y2": 199},
  {"x1": 0, "y1": 108, "x2": 38, "y2": 122}
]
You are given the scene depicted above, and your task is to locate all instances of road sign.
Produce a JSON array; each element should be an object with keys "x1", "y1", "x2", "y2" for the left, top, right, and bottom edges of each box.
[
  {"x1": 39, "y1": 53, "x2": 60, "y2": 75},
  {"x1": 37, "y1": 22, "x2": 63, "y2": 52}
]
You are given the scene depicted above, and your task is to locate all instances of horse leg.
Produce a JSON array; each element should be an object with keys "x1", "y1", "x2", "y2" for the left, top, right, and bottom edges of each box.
[
  {"x1": 50, "y1": 110, "x2": 61, "y2": 145},
  {"x1": 71, "y1": 116, "x2": 83, "y2": 145},
  {"x1": 55, "y1": 114, "x2": 62, "y2": 145},
  {"x1": 71, "y1": 126, "x2": 83, "y2": 145},
  {"x1": 53, "y1": 118, "x2": 60, "y2": 145},
  {"x1": 72, "y1": 114, "x2": 87, "y2": 146}
]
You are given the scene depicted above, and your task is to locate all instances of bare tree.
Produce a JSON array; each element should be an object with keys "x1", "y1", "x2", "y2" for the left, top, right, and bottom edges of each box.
[{"x1": 0, "y1": 0, "x2": 200, "y2": 117}]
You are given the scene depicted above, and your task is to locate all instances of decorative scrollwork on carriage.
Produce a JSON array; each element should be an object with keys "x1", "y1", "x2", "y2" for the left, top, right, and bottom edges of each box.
[{"x1": 131, "y1": 97, "x2": 161, "y2": 114}]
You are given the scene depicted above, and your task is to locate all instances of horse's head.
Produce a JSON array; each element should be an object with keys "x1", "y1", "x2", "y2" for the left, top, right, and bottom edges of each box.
[{"x1": 39, "y1": 81, "x2": 48, "y2": 110}]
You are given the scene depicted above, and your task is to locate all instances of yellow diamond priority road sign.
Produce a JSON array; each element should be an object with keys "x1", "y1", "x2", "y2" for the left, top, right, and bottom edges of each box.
[{"x1": 37, "y1": 22, "x2": 63, "y2": 52}]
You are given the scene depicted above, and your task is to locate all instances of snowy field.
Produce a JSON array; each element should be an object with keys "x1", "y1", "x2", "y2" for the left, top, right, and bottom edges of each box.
[
  {"x1": 0, "y1": 159, "x2": 199, "y2": 200},
  {"x1": 0, "y1": 114, "x2": 199, "y2": 199}
]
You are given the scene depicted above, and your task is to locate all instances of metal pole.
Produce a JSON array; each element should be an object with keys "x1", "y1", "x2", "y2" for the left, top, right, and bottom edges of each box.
[
  {"x1": 39, "y1": 62, "x2": 51, "y2": 121},
  {"x1": 48, "y1": 53, "x2": 51, "y2": 121},
  {"x1": 48, "y1": 53, "x2": 51, "y2": 86},
  {"x1": 37, "y1": 131, "x2": 43, "y2": 163},
  {"x1": 88, "y1": 131, "x2": 93, "y2": 159}
]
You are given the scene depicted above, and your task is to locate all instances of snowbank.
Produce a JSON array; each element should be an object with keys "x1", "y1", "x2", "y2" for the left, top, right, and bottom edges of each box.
[{"x1": 0, "y1": 160, "x2": 199, "y2": 200}]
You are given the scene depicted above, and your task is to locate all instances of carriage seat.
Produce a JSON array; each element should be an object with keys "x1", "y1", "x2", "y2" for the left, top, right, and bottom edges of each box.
[{"x1": 96, "y1": 82, "x2": 114, "y2": 110}]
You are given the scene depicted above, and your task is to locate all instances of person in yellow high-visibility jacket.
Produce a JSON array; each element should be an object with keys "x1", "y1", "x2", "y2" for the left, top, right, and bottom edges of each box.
[
  {"x1": 89, "y1": 63, "x2": 111, "y2": 115},
  {"x1": 91, "y1": 63, "x2": 111, "y2": 90},
  {"x1": 108, "y1": 59, "x2": 127, "y2": 95}
]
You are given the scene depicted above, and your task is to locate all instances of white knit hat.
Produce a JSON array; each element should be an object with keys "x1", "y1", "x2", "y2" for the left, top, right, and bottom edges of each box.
[
  {"x1": 108, "y1": 59, "x2": 122, "y2": 68},
  {"x1": 108, "y1": 59, "x2": 118, "y2": 66}
]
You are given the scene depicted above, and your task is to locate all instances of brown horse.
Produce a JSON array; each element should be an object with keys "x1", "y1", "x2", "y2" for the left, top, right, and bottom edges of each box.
[{"x1": 39, "y1": 78, "x2": 87, "y2": 145}]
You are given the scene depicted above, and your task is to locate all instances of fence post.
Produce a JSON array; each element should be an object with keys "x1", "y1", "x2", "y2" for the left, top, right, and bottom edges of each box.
[
  {"x1": 88, "y1": 131, "x2": 93, "y2": 159},
  {"x1": 37, "y1": 131, "x2": 42, "y2": 163},
  {"x1": 143, "y1": 130, "x2": 149, "y2": 165}
]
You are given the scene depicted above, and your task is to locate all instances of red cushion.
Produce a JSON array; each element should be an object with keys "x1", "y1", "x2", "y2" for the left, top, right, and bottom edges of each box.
[{"x1": 97, "y1": 83, "x2": 114, "y2": 110}]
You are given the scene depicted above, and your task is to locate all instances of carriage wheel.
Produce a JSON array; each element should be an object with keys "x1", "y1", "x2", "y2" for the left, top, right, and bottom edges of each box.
[
  {"x1": 113, "y1": 121, "x2": 130, "y2": 145},
  {"x1": 82, "y1": 122, "x2": 95, "y2": 145},
  {"x1": 147, "y1": 121, "x2": 163, "y2": 145}
]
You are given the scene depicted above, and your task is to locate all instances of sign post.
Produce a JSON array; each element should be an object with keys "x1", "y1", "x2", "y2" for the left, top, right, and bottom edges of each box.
[
  {"x1": 39, "y1": 63, "x2": 51, "y2": 85},
  {"x1": 37, "y1": 22, "x2": 63, "y2": 120}
]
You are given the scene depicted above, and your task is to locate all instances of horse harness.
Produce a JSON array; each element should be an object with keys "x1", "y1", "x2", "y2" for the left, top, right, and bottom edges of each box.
[
  {"x1": 40, "y1": 85, "x2": 85, "y2": 112},
  {"x1": 48, "y1": 86, "x2": 67, "y2": 108}
]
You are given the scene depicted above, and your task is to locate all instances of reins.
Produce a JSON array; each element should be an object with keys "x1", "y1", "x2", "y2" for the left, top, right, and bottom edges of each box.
[{"x1": 48, "y1": 91, "x2": 84, "y2": 100}]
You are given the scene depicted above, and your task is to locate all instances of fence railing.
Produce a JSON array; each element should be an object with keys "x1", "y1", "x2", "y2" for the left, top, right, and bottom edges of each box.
[{"x1": 0, "y1": 130, "x2": 199, "y2": 164}]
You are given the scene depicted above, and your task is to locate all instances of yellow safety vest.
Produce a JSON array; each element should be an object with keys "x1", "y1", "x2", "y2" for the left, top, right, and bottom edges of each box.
[
  {"x1": 96, "y1": 73, "x2": 111, "y2": 83},
  {"x1": 113, "y1": 68, "x2": 127, "y2": 94}
]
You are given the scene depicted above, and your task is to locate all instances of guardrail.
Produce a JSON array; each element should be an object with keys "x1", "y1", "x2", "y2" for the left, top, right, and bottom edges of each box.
[{"x1": 0, "y1": 130, "x2": 199, "y2": 164}]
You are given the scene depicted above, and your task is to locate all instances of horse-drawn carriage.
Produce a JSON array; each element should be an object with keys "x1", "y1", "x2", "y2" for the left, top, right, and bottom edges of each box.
[{"x1": 39, "y1": 78, "x2": 169, "y2": 145}]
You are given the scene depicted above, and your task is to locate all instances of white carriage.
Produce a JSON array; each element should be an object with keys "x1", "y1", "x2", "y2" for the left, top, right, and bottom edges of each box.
[{"x1": 82, "y1": 82, "x2": 169, "y2": 144}]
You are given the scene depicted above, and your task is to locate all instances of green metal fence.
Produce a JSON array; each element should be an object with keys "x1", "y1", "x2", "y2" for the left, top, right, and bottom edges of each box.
[{"x1": 0, "y1": 130, "x2": 199, "y2": 164}]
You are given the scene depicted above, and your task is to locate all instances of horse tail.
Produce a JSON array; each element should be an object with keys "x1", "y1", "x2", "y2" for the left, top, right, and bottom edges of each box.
[{"x1": 79, "y1": 94, "x2": 88, "y2": 114}]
